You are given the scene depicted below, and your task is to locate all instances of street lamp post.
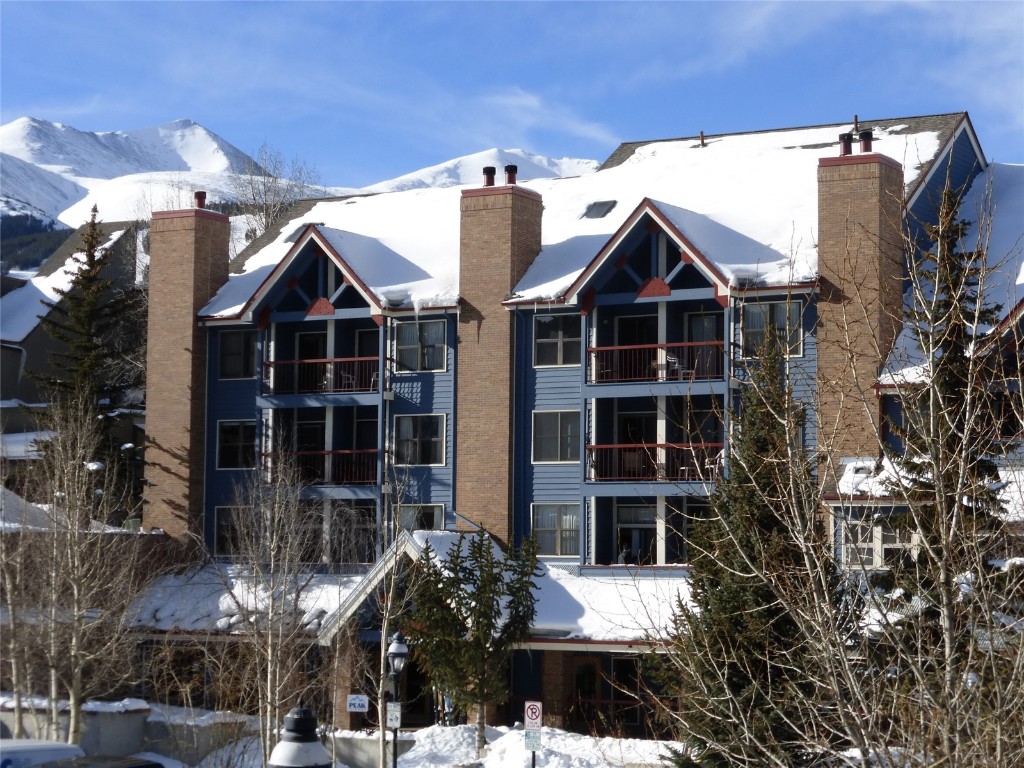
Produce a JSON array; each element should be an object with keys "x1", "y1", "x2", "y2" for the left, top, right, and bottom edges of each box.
[
  {"x1": 386, "y1": 631, "x2": 409, "y2": 768},
  {"x1": 268, "y1": 707, "x2": 331, "y2": 768}
]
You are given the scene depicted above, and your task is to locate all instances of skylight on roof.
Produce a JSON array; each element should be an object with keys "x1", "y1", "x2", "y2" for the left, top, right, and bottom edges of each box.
[{"x1": 582, "y1": 200, "x2": 617, "y2": 219}]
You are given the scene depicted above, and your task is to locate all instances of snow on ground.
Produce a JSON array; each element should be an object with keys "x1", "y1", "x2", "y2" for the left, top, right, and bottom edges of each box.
[
  {"x1": 193, "y1": 724, "x2": 681, "y2": 768},
  {"x1": 2, "y1": 693, "x2": 677, "y2": 768}
]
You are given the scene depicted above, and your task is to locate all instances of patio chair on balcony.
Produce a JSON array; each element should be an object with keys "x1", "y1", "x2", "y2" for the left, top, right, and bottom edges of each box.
[
  {"x1": 666, "y1": 352, "x2": 688, "y2": 381},
  {"x1": 337, "y1": 371, "x2": 356, "y2": 391}
]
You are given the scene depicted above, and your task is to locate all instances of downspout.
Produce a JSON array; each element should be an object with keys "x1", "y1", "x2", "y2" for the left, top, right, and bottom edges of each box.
[
  {"x1": 380, "y1": 316, "x2": 392, "y2": 548},
  {"x1": 512, "y1": 309, "x2": 524, "y2": 545},
  {"x1": 449, "y1": 308, "x2": 458, "y2": 531},
  {"x1": 202, "y1": 328, "x2": 214, "y2": 546}
]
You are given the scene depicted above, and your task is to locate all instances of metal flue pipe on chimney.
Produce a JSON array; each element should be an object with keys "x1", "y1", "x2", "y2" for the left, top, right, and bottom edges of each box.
[
  {"x1": 838, "y1": 133, "x2": 854, "y2": 157},
  {"x1": 483, "y1": 167, "x2": 496, "y2": 187},
  {"x1": 859, "y1": 130, "x2": 874, "y2": 153},
  {"x1": 194, "y1": 190, "x2": 207, "y2": 209},
  {"x1": 504, "y1": 164, "x2": 518, "y2": 185}
]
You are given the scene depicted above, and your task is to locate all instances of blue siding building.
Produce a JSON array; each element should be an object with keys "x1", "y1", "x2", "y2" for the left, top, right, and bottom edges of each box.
[{"x1": 141, "y1": 112, "x2": 1022, "y2": 734}]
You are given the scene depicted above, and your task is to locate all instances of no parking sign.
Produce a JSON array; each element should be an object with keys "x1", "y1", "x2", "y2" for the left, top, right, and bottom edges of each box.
[{"x1": 524, "y1": 701, "x2": 542, "y2": 753}]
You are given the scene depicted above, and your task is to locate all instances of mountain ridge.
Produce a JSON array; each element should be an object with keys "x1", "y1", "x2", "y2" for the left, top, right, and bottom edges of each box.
[{"x1": 0, "y1": 116, "x2": 598, "y2": 237}]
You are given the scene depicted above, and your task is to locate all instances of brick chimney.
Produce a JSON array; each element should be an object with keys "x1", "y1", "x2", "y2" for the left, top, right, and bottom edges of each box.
[
  {"x1": 143, "y1": 192, "x2": 230, "y2": 541},
  {"x1": 816, "y1": 149, "x2": 904, "y2": 487},
  {"x1": 457, "y1": 172, "x2": 542, "y2": 543}
]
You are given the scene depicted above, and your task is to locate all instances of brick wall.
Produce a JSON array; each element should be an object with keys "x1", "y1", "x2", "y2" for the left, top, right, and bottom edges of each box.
[
  {"x1": 817, "y1": 154, "x2": 904, "y2": 488},
  {"x1": 143, "y1": 206, "x2": 229, "y2": 540},
  {"x1": 456, "y1": 185, "x2": 542, "y2": 544}
]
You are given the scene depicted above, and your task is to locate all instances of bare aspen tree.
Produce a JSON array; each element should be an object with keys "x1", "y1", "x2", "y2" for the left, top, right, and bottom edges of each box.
[
  {"x1": 231, "y1": 143, "x2": 323, "y2": 243},
  {"x1": 1, "y1": 392, "x2": 153, "y2": 742},
  {"x1": 369, "y1": 469, "x2": 422, "y2": 768},
  {"x1": 216, "y1": 455, "x2": 332, "y2": 763}
]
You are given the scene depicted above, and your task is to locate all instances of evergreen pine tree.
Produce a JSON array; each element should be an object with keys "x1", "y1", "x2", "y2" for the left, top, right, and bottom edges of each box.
[
  {"x1": 408, "y1": 530, "x2": 539, "y2": 752},
  {"x1": 891, "y1": 186, "x2": 1005, "y2": 532},
  {"x1": 35, "y1": 205, "x2": 129, "y2": 407},
  {"x1": 658, "y1": 336, "x2": 824, "y2": 767},
  {"x1": 874, "y1": 184, "x2": 1014, "y2": 761},
  {"x1": 33, "y1": 206, "x2": 141, "y2": 521}
]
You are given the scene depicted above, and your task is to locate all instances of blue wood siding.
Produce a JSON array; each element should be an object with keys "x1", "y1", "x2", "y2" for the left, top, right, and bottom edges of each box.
[
  {"x1": 388, "y1": 313, "x2": 456, "y2": 513},
  {"x1": 204, "y1": 325, "x2": 263, "y2": 545},
  {"x1": 513, "y1": 309, "x2": 584, "y2": 543}
]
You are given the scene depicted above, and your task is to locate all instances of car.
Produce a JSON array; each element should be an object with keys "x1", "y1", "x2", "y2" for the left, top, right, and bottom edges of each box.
[{"x1": 0, "y1": 739, "x2": 85, "y2": 768}]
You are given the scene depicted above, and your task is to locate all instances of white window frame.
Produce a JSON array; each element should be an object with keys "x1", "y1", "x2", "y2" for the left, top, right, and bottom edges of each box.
[
  {"x1": 532, "y1": 410, "x2": 581, "y2": 463},
  {"x1": 394, "y1": 414, "x2": 446, "y2": 466},
  {"x1": 533, "y1": 314, "x2": 582, "y2": 367},
  {"x1": 740, "y1": 300, "x2": 803, "y2": 358},
  {"x1": 217, "y1": 420, "x2": 258, "y2": 470},
  {"x1": 841, "y1": 509, "x2": 920, "y2": 570},
  {"x1": 218, "y1": 329, "x2": 258, "y2": 380},
  {"x1": 531, "y1": 503, "x2": 580, "y2": 556},
  {"x1": 397, "y1": 504, "x2": 445, "y2": 531},
  {"x1": 394, "y1": 318, "x2": 447, "y2": 373}
]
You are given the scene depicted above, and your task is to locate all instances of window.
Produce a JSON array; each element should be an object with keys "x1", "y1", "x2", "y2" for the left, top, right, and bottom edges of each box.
[
  {"x1": 398, "y1": 504, "x2": 444, "y2": 531},
  {"x1": 213, "y1": 506, "x2": 245, "y2": 556},
  {"x1": 324, "y1": 500, "x2": 377, "y2": 563},
  {"x1": 533, "y1": 411, "x2": 580, "y2": 462},
  {"x1": 616, "y1": 505, "x2": 657, "y2": 565},
  {"x1": 354, "y1": 406, "x2": 378, "y2": 450},
  {"x1": 217, "y1": 421, "x2": 257, "y2": 469},
  {"x1": 535, "y1": 315, "x2": 582, "y2": 366},
  {"x1": 532, "y1": 503, "x2": 579, "y2": 556},
  {"x1": 842, "y1": 509, "x2": 918, "y2": 569},
  {"x1": 219, "y1": 330, "x2": 257, "y2": 379},
  {"x1": 610, "y1": 657, "x2": 642, "y2": 726},
  {"x1": 395, "y1": 415, "x2": 444, "y2": 465},
  {"x1": 396, "y1": 319, "x2": 446, "y2": 371},
  {"x1": 295, "y1": 421, "x2": 326, "y2": 483},
  {"x1": 741, "y1": 301, "x2": 802, "y2": 357}
]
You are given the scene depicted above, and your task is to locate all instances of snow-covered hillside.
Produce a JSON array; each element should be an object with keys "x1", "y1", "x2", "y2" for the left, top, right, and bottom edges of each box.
[
  {"x1": 361, "y1": 147, "x2": 598, "y2": 193},
  {"x1": 1, "y1": 117, "x2": 253, "y2": 179},
  {"x1": 0, "y1": 117, "x2": 258, "y2": 226},
  {"x1": 0, "y1": 117, "x2": 598, "y2": 230}
]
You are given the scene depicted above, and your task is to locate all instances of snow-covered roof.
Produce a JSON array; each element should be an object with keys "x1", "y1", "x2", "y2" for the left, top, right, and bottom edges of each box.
[
  {"x1": 132, "y1": 530, "x2": 690, "y2": 646},
  {"x1": 835, "y1": 458, "x2": 1024, "y2": 523},
  {"x1": 0, "y1": 486, "x2": 54, "y2": 529},
  {"x1": 0, "y1": 227, "x2": 128, "y2": 343},
  {"x1": 129, "y1": 564, "x2": 365, "y2": 635},
  {"x1": 202, "y1": 119, "x2": 950, "y2": 319},
  {"x1": 880, "y1": 161, "x2": 1024, "y2": 383},
  {"x1": 0, "y1": 429, "x2": 52, "y2": 461},
  {"x1": 531, "y1": 564, "x2": 690, "y2": 643}
]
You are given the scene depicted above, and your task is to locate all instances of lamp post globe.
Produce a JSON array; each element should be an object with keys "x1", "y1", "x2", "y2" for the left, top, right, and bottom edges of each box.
[
  {"x1": 387, "y1": 631, "x2": 409, "y2": 679},
  {"x1": 268, "y1": 707, "x2": 331, "y2": 768}
]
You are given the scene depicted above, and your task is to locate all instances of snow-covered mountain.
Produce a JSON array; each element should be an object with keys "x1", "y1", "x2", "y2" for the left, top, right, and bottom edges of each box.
[
  {"x1": 0, "y1": 117, "x2": 598, "y2": 231},
  {"x1": 2, "y1": 117, "x2": 253, "y2": 180},
  {"x1": 361, "y1": 147, "x2": 598, "y2": 193},
  {"x1": 0, "y1": 117, "x2": 258, "y2": 226}
]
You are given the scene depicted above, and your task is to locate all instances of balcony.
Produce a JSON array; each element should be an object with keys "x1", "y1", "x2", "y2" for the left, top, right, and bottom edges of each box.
[
  {"x1": 263, "y1": 357, "x2": 379, "y2": 395},
  {"x1": 588, "y1": 342, "x2": 724, "y2": 384},
  {"x1": 586, "y1": 443, "x2": 723, "y2": 482},
  {"x1": 268, "y1": 449, "x2": 379, "y2": 485}
]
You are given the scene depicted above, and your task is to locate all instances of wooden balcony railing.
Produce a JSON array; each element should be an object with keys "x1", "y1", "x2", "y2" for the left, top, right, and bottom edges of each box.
[
  {"x1": 588, "y1": 342, "x2": 724, "y2": 384},
  {"x1": 263, "y1": 357, "x2": 379, "y2": 395},
  {"x1": 586, "y1": 443, "x2": 723, "y2": 482},
  {"x1": 267, "y1": 449, "x2": 379, "y2": 485}
]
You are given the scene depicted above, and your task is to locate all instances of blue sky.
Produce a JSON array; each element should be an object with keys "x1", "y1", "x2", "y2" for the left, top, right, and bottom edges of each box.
[{"x1": 2, "y1": 1, "x2": 1022, "y2": 187}]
